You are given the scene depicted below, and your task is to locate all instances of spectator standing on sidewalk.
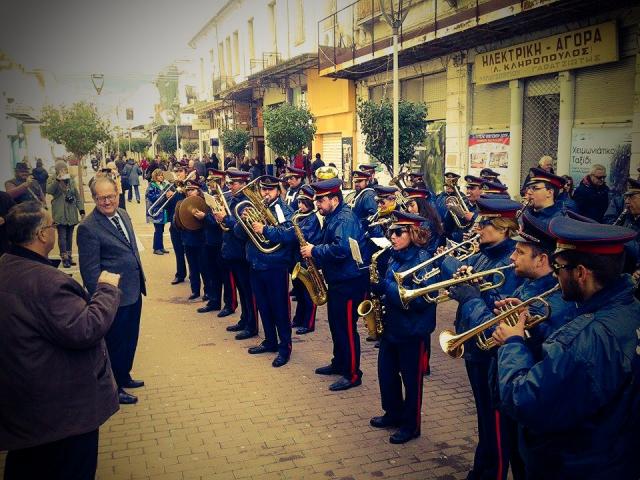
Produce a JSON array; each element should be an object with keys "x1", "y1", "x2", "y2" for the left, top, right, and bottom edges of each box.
[
  {"x1": 31, "y1": 158, "x2": 49, "y2": 196},
  {"x1": 123, "y1": 158, "x2": 143, "y2": 203},
  {"x1": 573, "y1": 164, "x2": 610, "y2": 223}
]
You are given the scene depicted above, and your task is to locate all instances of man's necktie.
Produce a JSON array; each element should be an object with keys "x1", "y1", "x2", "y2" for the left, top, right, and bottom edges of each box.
[{"x1": 111, "y1": 216, "x2": 130, "y2": 244}]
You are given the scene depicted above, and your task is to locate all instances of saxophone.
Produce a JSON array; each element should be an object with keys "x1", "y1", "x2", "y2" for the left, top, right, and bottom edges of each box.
[
  {"x1": 291, "y1": 211, "x2": 328, "y2": 306},
  {"x1": 357, "y1": 246, "x2": 389, "y2": 340}
]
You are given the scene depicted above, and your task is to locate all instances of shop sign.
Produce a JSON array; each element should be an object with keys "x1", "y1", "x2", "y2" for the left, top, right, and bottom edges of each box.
[
  {"x1": 192, "y1": 117, "x2": 211, "y2": 130},
  {"x1": 474, "y1": 22, "x2": 618, "y2": 85}
]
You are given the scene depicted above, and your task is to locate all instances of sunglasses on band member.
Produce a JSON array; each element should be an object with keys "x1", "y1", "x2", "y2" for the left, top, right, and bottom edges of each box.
[
  {"x1": 477, "y1": 219, "x2": 495, "y2": 228},
  {"x1": 551, "y1": 262, "x2": 577, "y2": 275},
  {"x1": 386, "y1": 226, "x2": 409, "y2": 238}
]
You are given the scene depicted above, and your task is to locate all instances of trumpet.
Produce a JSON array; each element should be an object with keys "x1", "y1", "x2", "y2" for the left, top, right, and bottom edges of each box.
[
  {"x1": 439, "y1": 284, "x2": 560, "y2": 358},
  {"x1": 147, "y1": 170, "x2": 196, "y2": 217},
  {"x1": 398, "y1": 264, "x2": 514, "y2": 308},
  {"x1": 389, "y1": 170, "x2": 410, "y2": 190}
]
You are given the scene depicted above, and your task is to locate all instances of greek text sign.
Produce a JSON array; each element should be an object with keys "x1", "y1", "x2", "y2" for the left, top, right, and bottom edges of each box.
[{"x1": 473, "y1": 22, "x2": 618, "y2": 85}]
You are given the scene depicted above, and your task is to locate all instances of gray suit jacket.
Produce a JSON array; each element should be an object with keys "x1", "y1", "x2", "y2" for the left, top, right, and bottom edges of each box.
[{"x1": 77, "y1": 208, "x2": 146, "y2": 306}]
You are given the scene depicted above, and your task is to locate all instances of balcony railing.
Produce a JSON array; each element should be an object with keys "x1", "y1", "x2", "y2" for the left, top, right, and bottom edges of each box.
[
  {"x1": 212, "y1": 76, "x2": 237, "y2": 96},
  {"x1": 249, "y1": 52, "x2": 282, "y2": 75}
]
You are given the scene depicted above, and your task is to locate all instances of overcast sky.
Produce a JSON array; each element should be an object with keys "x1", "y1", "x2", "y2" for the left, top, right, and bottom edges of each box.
[{"x1": 1, "y1": 0, "x2": 224, "y2": 123}]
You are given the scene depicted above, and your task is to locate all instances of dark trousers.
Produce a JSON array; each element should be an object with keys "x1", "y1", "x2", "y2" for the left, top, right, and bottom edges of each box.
[
  {"x1": 203, "y1": 244, "x2": 235, "y2": 309},
  {"x1": 184, "y1": 244, "x2": 205, "y2": 295},
  {"x1": 292, "y1": 278, "x2": 316, "y2": 330},
  {"x1": 118, "y1": 192, "x2": 126, "y2": 210},
  {"x1": 106, "y1": 296, "x2": 142, "y2": 387},
  {"x1": 127, "y1": 184, "x2": 140, "y2": 201},
  {"x1": 251, "y1": 267, "x2": 291, "y2": 357},
  {"x1": 326, "y1": 275, "x2": 368, "y2": 382},
  {"x1": 56, "y1": 224, "x2": 75, "y2": 255},
  {"x1": 230, "y1": 260, "x2": 258, "y2": 333},
  {"x1": 152, "y1": 223, "x2": 165, "y2": 251},
  {"x1": 169, "y1": 225, "x2": 187, "y2": 279},
  {"x1": 378, "y1": 337, "x2": 427, "y2": 434},
  {"x1": 4, "y1": 429, "x2": 99, "y2": 480}
]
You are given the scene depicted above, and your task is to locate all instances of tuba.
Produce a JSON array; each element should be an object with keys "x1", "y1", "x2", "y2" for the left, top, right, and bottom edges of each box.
[
  {"x1": 439, "y1": 284, "x2": 560, "y2": 358},
  {"x1": 233, "y1": 178, "x2": 282, "y2": 254},
  {"x1": 357, "y1": 246, "x2": 389, "y2": 340},
  {"x1": 291, "y1": 210, "x2": 328, "y2": 306}
]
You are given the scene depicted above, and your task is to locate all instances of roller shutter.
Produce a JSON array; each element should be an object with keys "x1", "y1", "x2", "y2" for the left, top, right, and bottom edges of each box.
[
  {"x1": 472, "y1": 81, "x2": 510, "y2": 128},
  {"x1": 322, "y1": 133, "x2": 343, "y2": 177}
]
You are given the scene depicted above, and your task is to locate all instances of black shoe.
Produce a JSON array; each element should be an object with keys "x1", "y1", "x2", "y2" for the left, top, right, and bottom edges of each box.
[
  {"x1": 153, "y1": 250, "x2": 164, "y2": 255},
  {"x1": 296, "y1": 327, "x2": 314, "y2": 335},
  {"x1": 389, "y1": 429, "x2": 420, "y2": 444},
  {"x1": 329, "y1": 377, "x2": 361, "y2": 392},
  {"x1": 188, "y1": 293, "x2": 199, "y2": 300},
  {"x1": 315, "y1": 365, "x2": 338, "y2": 375},
  {"x1": 62, "y1": 259, "x2": 71, "y2": 268},
  {"x1": 226, "y1": 323, "x2": 243, "y2": 332},
  {"x1": 171, "y1": 276, "x2": 185, "y2": 285},
  {"x1": 235, "y1": 330, "x2": 258, "y2": 340},
  {"x1": 161, "y1": 249, "x2": 170, "y2": 253},
  {"x1": 217, "y1": 307, "x2": 234, "y2": 318},
  {"x1": 272, "y1": 354, "x2": 289, "y2": 368},
  {"x1": 202, "y1": 294, "x2": 209, "y2": 302},
  {"x1": 197, "y1": 304, "x2": 217, "y2": 313},
  {"x1": 370, "y1": 415, "x2": 401, "y2": 429},
  {"x1": 248, "y1": 344, "x2": 278, "y2": 354},
  {"x1": 118, "y1": 388, "x2": 138, "y2": 404},
  {"x1": 122, "y1": 379, "x2": 145, "y2": 389}
]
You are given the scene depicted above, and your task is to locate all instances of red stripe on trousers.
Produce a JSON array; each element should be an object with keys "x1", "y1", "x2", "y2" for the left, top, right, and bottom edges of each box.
[
  {"x1": 495, "y1": 410, "x2": 503, "y2": 480},
  {"x1": 286, "y1": 272, "x2": 291, "y2": 325},
  {"x1": 252, "y1": 294, "x2": 259, "y2": 331},
  {"x1": 346, "y1": 299, "x2": 357, "y2": 383},
  {"x1": 416, "y1": 340, "x2": 425, "y2": 432},
  {"x1": 229, "y1": 272, "x2": 237, "y2": 310},
  {"x1": 308, "y1": 304, "x2": 317, "y2": 329}
]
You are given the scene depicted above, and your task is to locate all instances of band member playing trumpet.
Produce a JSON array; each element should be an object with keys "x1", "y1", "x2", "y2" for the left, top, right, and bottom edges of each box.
[
  {"x1": 403, "y1": 187, "x2": 444, "y2": 255},
  {"x1": 480, "y1": 181, "x2": 510, "y2": 199},
  {"x1": 495, "y1": 218, "x2": 640, "y2": 479},
  {"x1": 301, "y1": 178, "x2": 368, "y2": 391},
  {"x1": 218, "y1": 169, "x2": 258, "y2": 337},
  {"x1": 180, "y1": 180, "x2": 206, "y2": 301},
  {"x1": 236, "y1": 175, "x2": 295, "y2": 368},
  {"x1": 369, "y1": 212, "x2": 436, "y2": 444},
  {"x1": 435, "y1": 172, "x2": 462, "y2": 241},
  {"x1": 522, "y1": 167, "x2": 567, "y2": 220},
  {"x1": 439, "y1": 198, "x2": 523, "y2": 480},
  {"x1": 351, "y1": 170, "x2": 377, "y2": 228}
]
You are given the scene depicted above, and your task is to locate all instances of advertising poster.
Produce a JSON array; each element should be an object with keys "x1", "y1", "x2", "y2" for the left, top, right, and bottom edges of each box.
[
  {"x1": 468, "y1": 132, "x2": 510, "y2": 176},
  {"x1": 570, "y1": 127, "x2": 631, "y2": 192},
  {"x1": 342, "y1": 137, "x2": 353, "y2": 187}
]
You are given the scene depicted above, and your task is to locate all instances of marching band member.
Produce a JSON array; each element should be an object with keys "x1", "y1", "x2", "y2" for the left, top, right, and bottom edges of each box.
[
  {"x1": 369, "y1": 212, "x2": 436, "y2": 444},
  {"x1": 619, "y1": 178, "x2": 640, "y2": 292},
  {"x1": 495, "y1": 218, "x2": 640, "y2": 479},
  {"x1": 198, "y1": 169, "x2": 237, "y2": 315},
  {"x1": 407, "y1": 172, "x2": 428, "y2": 190},
  {"x1": 284, "y1": 166, "x2": 306, "y2": 208},
  {"x1": 351, "y1": 170, "x2": 377, "y2": 228},
  {"x1": 522, "y1": 167, "x2": 567, "y2": 220},
  {"x1": 359, "y1": 164, "x2": 378, "y2": 185},
  {"x1": 180, "y1": 180, "x2": 206, "y2": 301},
  {"x1": 480, "y1": 181, "x2": 510, "y2": 199},
  {"x1": 435, "y1": 172, "x2": 461, "y2": 240},
  {"x1": 237, "y1": 175, "x2": 295, "y2": 368},
  {"x1": 301, "y1": 178, "x2": 368, "y2": 391},
  {"x1": 479, "y1": 168, "x2": 502, "y2": 184},
  {"x1": 217, "y1": 170, "x2": 259, "y2": 338},
  {"x1": 403, "y1": 187, "x2": 444, "y2": 255},
  {"x1": 439, "y1": 197, "x2": 523, "y2": 480},
  {"x1": 165, "y1": 166, "x2": 187, "y2": 285}
]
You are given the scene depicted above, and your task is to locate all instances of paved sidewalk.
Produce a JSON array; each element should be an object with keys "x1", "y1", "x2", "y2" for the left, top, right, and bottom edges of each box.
[{"x1": 1, "y1": 196, "x2": 479, "y2": 480}]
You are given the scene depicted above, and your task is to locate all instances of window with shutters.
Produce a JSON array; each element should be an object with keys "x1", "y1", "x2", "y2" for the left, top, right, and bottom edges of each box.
[{"x1": 472, "y1": 82, "x2": 510, "y2": 129}]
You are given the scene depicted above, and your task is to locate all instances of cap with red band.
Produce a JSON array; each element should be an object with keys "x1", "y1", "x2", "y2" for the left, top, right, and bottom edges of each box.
[
  {"x1": 310, "y1": 178, "x2": 343, "y2": 197},
  {"x1": 525, "y1": 167, "x2": 566, "y2": 190},
  {"x1": 389, "y1": 211, "x2": 426, "y2": 229},
  {"x1": 403, "y1": 187, "x2": 431, "y2": 200},
  {"x1": 548, "y1": 216, "x2": 638, "y2": 255},
  {"x1": 352, "y1": 170, "x2": 371, "y2": 180},
  {"x1": 476, "y1": 197, "x2": 521, "y2": 219},
  {"x1": 207, "y1": 168, "x2": 225, "y2": 178}
]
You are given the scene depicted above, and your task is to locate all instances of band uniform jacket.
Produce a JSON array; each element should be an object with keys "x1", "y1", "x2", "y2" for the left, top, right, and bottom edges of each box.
[
  {"x1": 0, "y1": 247, "x2": 120, "y2": 450},
  {"x1": 77, "y1": 208, "x2": 146, "y2": 307}
]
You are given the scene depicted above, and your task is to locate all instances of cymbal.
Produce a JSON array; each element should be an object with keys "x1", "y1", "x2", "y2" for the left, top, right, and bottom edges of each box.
[{"x1": 178, "y1": 195, "x2": 209, "y2": 231}]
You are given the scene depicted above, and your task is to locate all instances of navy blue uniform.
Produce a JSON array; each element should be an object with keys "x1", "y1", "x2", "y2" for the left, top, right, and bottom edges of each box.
[
  {"x1": 166, "y1": 191, "x2": 187, "y2": 280},
  {"x1": 351, "y1": 187, "x2": 377, "y2": 229},
  {"x1": 223, "y1": 193, "x2": 258, "y2": 334},
  {"x1": 498, "y1": 275, "x2": 640, "y2": 479},
  {"x1": 373, "y1": 246, "x2": 436, "y2": 436},
  {"x1": 180, "y1": 212, "x2": 206, "y2": 297},
  {"x1": 203, "y1": 200, "x2": 235, "y2": 311},
  {"x1": 235, "y1": 197, "x2": 295, "y2": 358},
  {"x1": 527, "y1": 201, "x2": 564, "y2": 221},
  {"x1": 312, "y1": 202, "x2": 368, "y2": 383},
  {"x1": 285, "y1": 185, "x2": 302, "y2": 208}
]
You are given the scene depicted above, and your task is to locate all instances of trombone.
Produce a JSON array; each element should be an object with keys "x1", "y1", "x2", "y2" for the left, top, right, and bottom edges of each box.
[
  {"x1": 398, "y1": 264, "x2": 514, "y2": 308},
  {"x1": 439, "y1": 284, "x2": 560, "y2": 358},
  {"x1": 147, "y1": 170, "x2": 196, "y2": 217}
]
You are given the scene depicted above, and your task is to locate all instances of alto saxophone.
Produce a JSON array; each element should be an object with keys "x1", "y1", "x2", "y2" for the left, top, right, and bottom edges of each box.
[
  {"x1": 357, "y1": 246, "x2": 389, "y2": 340},
  {"x1": 291, "y1": 211, "x2": 328, "y2": 306}
]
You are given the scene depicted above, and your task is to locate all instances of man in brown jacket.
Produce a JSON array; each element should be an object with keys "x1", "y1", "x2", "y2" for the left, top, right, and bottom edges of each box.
[{"x1": 0, "y1": 201, "x2": 121, "y2": 479}]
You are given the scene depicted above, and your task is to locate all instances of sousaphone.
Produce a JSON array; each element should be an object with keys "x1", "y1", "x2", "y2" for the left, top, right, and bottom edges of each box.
[{"x1": 177, "y1": 195, "x2": 209, "y2": 231}]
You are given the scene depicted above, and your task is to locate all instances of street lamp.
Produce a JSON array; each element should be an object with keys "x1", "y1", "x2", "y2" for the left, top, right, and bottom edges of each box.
[{"x1": 91, "y1": 74, "x2": 104, "y2": 95}]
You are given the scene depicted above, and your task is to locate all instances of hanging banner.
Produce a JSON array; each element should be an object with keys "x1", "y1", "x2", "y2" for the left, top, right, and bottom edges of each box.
[
  {"x1": 468, "y1": 132, "x2": 510, "y2": 175},
  {"x1": 570, "y1": 126, "x2": 632, "y2": 192},
  {"x1": 342, "y1": 137, "x2": 353, "y2": 186},
  {"x1": 474, "y1": 22, "x2": 618, "y2": 85}
]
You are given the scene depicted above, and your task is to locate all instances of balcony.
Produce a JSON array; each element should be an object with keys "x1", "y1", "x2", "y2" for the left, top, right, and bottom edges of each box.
[
  {"x1": 249, "y1": 52, "x2": 282, "y2": 75},
  {"x1": 212, "y1": 76, "x2": 237, "y2": 96}
]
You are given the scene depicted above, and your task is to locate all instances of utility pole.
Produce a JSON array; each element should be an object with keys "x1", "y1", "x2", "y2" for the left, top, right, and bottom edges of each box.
[{"x1": 379, "y1": 0, "x2": 411, "y2": 176}]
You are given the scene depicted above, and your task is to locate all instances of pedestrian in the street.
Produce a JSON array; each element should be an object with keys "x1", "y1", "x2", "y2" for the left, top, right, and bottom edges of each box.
[
  {"x1": 4, "y1": 162, "x2": 45, "y2": 205},
  {"x1": 77, "y1": 176, "x2": 146, "y2": 405},
  {"x1": 572, "y1": 164, "x2": 610, "y2": 223},
  {"x1": 193, "y1": 156, "x2": 207, "y2": 178},
  {"x1": 311, "y1": 153, "x2": 325, "y2": 179},
  {"x1": 46, "y1": 161, "x2": 85, "y2": 268},
  {"x1": 123, "y1": 158, "x2": 143, "y2": 203},
  {"x1": 31, "y1": 158, "x2": 49, "y2": 195},
  {"x1": 145, "y1": 168, "x2": 170, "y2": 255},
  {"x1": 0, "y1": 201, "x2": 121, "y2": 480}
]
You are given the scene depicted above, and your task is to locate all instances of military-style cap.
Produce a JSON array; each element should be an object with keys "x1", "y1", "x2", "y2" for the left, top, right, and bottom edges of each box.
[
  {"x1": 525, "y1": 167, "x2": 566, "y2": 190},
  {"x1": 464, "y1": 175, "x2": 485, "y2": 187},
  {"x1": 226, "y1": 169, "x2": 251, "y2": 181},
  {"x1": 174, "y1": 165, "x2": 186, "y2": 172},
  {"x1": 481, "y1": 181, "x2": 509, "y2": 197},
  {"x1": 359, "y1": 164, "x2": 377, "y2": 173},
  {"x1": 298, "y1": 185, "x2": 315, "y2": 201},
  {"x1": 476, "y1": 197, "x2": 521, "y2": 219},
  {"x1": 352, "y1": 170, "x2": 371, "y2": 181},
  {"x1": 480, "y1": 168, "x2": 501, "y2": 179},
  {"x1": 207, "y1": 168, "x2": 225, "y2": 179},
  {"x1": 403, "y1": 187, "x2": 431, "y2": 200},
  {"x1": 480, "y1": 192, "x2": 511, "y2": 200},
  {"x1": 512, "y1": 211, "x2": 556, "y2": 252},
  {"x1": 259, "y1": 175, "x2": 281, "y2": 189},
  {"x1": 549, "y1": 216, "x2": 638, "y2": 255},
  {"x1": 444, "y1": 171, "x2": 461, "y2": 180},
  {"x1": 389, "y1": 211, "x2": 426, "y2": 229},
  {"x1": 564, "y1": 210, "x2": 598, "y2": 223},
  {"x1": 408, "y1": 172, "x2": 424, "y2": 179},
  {"x1": 623, "y1": 178, "x2": 640, "y2": 196},
  {"x1": 185, "y1": 179, "x2": 201, "y2": 190},
  {"x1": 285, "y1": 166, "x2": 305, "y2": 178},
  {"x1": 310, "y1": 178, "x2": 343, "y2": 197},
  {"x1": 373, "y1": 185, "x2": 398, "y2": 199}
]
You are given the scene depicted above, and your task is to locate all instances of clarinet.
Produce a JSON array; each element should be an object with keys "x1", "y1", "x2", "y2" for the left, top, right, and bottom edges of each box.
[{"x1": 614, "y1": 207, "x2": 628, "y2": 226}]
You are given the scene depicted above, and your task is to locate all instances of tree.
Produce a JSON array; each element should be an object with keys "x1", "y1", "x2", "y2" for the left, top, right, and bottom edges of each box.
[
  {"x1": 130, "y1": 138, "x2": 151, "y2": 155},
  {"x1": 263, "y1": 103, "x2": 316, "y2": 159},
  {"x1": 157, "y1": 126, "x2": 177, "y2": 154},
  {"x1": 357, "y1": 98, "x2": 428, "y2": 175},
  {"x1": 40, "y1": 101, "x2": 111, "y2": 202},
  {"x1": 220, "y1": 128, "x2": 250, "y2": 167},
  {"x1": 182, "y1": 140, "x2": 198, "y2": 155}
]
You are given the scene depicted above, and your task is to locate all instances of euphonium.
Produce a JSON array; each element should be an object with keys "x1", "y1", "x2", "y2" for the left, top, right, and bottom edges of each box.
[
  {"x1": 233, "y1": 178, "x2": 282, "y2": 254},
  {"x1": 291, "y1": 211, "x2": 328, "y2": 306},
  {"x1": 207, "y1": 180, "x2": 231, "y2": 232},
  {"x1": 357, "y1": 246, "x2": 389, "y2": 339},
  {"x1": 439, "y1": 284, "x2": 560, "y2": 358},
  {"x1": 444, "y1": 177, "x2": 473, "y2": 228},
  {"x1": 398, "y1": 264, "x2": 514, "y2": 307}
]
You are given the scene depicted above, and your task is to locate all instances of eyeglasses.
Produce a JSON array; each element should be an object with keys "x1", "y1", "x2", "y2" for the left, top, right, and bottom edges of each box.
[
  {"x1": 96, "y1": 194, "x2": 117, "y2": 203},
  {"x1": 593, "y1": 175, "x2": 606, "y2": 180},
  {"x1": 477, "y1": 219, "x2": 494, "y2": 228},
  {"x1": 551, "y1": 262, "x2": 577, "y2": 274},
  {"x1": 386, "y1": 227, "x2": 408, "y2": 238},
  {"x1": 39, "y1": 222, "x2": 58, "y2": 232},
  {"x1": 527, "y1": 185, "x2": 546, "y2": 192}
]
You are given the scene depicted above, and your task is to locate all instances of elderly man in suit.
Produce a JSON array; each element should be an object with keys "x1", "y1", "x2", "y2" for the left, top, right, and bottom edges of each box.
[
  {"x1": 78, "y1": 176, "x2": 147, "y2": 405},
  {"x1": 0, "y1": 201, "x2": 121, "y2": 479}
]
